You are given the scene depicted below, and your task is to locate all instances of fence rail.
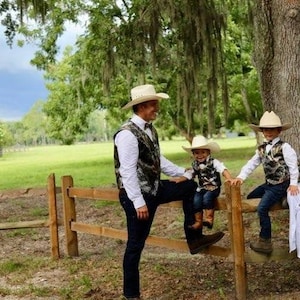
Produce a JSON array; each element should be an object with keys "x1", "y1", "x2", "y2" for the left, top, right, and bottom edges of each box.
[{"x1": 0, "y1": 173, "x2": 296, "y2": 300}]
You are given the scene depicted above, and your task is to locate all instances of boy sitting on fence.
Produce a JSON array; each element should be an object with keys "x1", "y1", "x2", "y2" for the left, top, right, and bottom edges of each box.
[
  {"x1": 232, "y1": 111, "x2": 299, "y2": 254},
  {"x1": 171, "y1": 135, "x2": 232, "y2": 231}
]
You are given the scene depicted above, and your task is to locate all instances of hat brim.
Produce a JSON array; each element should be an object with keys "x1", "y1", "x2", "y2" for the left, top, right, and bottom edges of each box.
[
  {"x1": 122, "y1": 93, "x2": 169, "y2": 109},
  {"x1": 249, "y1": 123, "x2": 292, "y2": 132},
  {"x1": 182, "y1": 142, "x2": 220, "y2": 153}
]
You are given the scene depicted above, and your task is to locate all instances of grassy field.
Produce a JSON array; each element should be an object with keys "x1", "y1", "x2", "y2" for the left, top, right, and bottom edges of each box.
[{"x1": 0, "y1": 136, "x2": 263, "y2": 191}]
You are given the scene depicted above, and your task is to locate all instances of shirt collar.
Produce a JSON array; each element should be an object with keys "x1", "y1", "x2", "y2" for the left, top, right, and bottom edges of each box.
[
  {"x1": 131, "y1": 114, "x2": 148, "y2": 131},
  {"x1": 267, "y1": 137, "x2": 280, "y2": 146}
]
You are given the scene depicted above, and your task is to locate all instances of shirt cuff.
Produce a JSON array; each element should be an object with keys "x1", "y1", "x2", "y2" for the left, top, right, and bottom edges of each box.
[{"x1": 132, "y1": 197, "x2": 146, "y2": 209}]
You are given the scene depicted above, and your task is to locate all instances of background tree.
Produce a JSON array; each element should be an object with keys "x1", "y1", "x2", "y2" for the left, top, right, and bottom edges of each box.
[
  {"x1": 3, "y1": 0, "x2": 286, "y2": 147},
  {"x1": 22, "y1": 101, "x2": 48, "y2": 145},
  {"x1": 252, "y1": 0, "x2": 300, "y2": 150}
]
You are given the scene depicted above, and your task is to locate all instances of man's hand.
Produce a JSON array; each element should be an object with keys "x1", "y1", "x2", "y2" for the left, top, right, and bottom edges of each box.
[
  {"x1": 136, "y1": 205, "x2": 149, "y2": 220},
  {"x1": 169, "y1": 176, "x2": 187, "y2": 183}
]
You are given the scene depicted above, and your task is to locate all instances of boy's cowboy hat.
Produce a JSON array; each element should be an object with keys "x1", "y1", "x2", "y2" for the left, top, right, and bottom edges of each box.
[
  {"x1": 122, "y1": 84, "x2": 169, "y2": 109},
  {"x1": 182, "y1": 135, "x2": 220, "y2": 153},
  {"x1": 249, "y1": 111, "x2": 292, "y2": 131}
]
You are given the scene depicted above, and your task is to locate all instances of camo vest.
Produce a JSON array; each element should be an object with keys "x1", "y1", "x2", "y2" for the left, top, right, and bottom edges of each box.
[
  {"x1": 192, "y1": 157, "x2": 221, "y2": 189},
  {"x1": 257, "y1": 140, "x2": 290, "y2": 185},
  {"x1": 114, "y1": 121, "x2": 161, "y2": 196}
]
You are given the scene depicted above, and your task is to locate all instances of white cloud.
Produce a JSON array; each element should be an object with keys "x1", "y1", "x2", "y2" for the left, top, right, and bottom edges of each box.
[{"x1": 0, "y1": 18, "x2": 87, "y2": 121}]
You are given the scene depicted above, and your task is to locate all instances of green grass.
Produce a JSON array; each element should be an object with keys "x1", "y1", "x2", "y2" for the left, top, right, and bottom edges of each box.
[{"x1": 0, "y1": 136, "x2": 261, "y2": 191}]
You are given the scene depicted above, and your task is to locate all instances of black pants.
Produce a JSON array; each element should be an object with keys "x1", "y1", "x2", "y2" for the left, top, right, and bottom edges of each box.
[{"x1": 119, "y1": 179, "x2": 197, "y2": 298}]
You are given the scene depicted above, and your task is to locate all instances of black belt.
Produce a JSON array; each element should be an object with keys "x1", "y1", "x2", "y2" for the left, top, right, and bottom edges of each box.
[{"x1": 119, "y1": 188, "x2": 127, "y2": 196}]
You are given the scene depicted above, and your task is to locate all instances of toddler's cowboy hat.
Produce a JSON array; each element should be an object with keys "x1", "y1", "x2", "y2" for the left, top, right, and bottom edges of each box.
[
  {"x1": 122, "y1": 84, "x2": 169, "y2": 109},
  {"x1": 249, "y1": 111, "x2": 292, "y2": 131},
  {"x1": 182, "y1": 135, "x2": 221, "y2": 153}
]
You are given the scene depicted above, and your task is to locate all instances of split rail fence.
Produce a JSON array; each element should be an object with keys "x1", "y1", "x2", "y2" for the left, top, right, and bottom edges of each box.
[{"x1": 0, "y1": 173, "x2": 296, "y2": 300}]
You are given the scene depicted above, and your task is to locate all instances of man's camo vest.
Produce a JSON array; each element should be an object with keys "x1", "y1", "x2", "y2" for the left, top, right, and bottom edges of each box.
[{"x1": 114, "y1": 121, "x2": 161, "y2": 196}]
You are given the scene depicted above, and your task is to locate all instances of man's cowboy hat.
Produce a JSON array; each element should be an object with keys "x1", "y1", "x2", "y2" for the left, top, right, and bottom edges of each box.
[
  {"x1": 122, "y1": 84, "x2": 169, "y2": 109},
  {"x1": 249, "y1": 111, "x2": 292, "y2": 131},
  {"x1": 182, "y1": 135, "x2": 220, "y2": 153}
]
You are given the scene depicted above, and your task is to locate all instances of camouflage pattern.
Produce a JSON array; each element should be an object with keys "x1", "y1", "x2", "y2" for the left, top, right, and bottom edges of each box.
[
  {"x1": 192, "y1": 157, "x2": 221, "y2": 190},
  {"x1": 257, "y1": 140, "x2": 290, "y2": 185},
  {"x1": 114, "y1": 121, "x2": 161, "y2": 196}
]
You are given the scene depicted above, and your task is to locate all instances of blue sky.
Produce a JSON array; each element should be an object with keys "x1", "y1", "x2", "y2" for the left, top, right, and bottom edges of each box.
[
  {"x1": 0, "y1": 41, "x2": 48, "y2": 121},
  {"x1": 0, "y1": 22, "x2": 83, "y2": 122}
]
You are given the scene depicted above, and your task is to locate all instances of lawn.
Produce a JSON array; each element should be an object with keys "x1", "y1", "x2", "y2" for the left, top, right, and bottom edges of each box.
[{"x1": 0, "y1": 136, "x2": 263, "y2": 192}]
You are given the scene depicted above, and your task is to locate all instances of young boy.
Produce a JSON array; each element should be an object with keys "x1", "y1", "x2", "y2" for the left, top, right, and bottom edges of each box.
[
  {"x1": 171, "y1": 135, "x2": 232, "y2": 230},
  {"x1": 232, "y1": 111, "x2": 299, "y2": 254}
]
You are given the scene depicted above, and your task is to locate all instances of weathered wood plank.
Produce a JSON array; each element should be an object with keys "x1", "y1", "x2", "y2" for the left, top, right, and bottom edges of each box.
[
  {"x1": 71, "y1": 221, "x2": 231, "y2": 258},
  {"x1": 0, "y1": 220, "x2": 49, "y2": 230}
]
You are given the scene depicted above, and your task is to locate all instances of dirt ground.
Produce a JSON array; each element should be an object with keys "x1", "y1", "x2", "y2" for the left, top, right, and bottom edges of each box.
[{"x1": 1, "y1": 188, "x2": 300, "y2": 300}]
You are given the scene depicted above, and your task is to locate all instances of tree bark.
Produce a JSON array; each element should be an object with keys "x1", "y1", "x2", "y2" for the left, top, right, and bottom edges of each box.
[{"x1": 253, "y1": 0, "x2": 300, "y2": 151}]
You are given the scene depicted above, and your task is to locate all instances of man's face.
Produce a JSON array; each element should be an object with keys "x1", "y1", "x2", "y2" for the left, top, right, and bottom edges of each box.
[{"x1": 139, "y1": 100, "x2": 159, "y2": 122}]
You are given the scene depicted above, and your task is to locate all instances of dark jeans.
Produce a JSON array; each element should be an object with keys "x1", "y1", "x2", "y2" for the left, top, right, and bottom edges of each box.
[
  {"x1": 119, "y1": 179, "x2": 197, "y2": 298},
  {"x1": 193, "y1": 187, "x2": 220, "y2": 212},
  {"x1": 247, "y1": 181, "x2": 289, "y2": 239}
]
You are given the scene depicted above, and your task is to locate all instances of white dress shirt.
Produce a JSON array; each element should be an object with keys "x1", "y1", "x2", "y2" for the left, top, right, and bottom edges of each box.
[
  {"x1": 287, "y1": 187, "x2": 300, "y2": 258},
  {"x1": 237, "y1": 137, "x2": 299, "y2": 185},
  {"x1": 115, "y1": 114, "x2": 185, "y2": 209}
]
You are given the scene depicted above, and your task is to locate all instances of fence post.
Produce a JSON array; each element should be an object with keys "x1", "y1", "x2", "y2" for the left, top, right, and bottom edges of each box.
[
  {"x1": 47, "y1": 173, "x2": 60, "y2": 259},
  {"x1": 227, "y1": 182, "x2": 247, "y2": 300},
  {"x1": 61, "y1": 175, "x2": 79, "y2": 256}
]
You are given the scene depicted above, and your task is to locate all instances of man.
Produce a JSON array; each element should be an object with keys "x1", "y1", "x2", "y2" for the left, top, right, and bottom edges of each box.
[{"x1": 114, "y1": 84, "x2": 224, "y2": 300}]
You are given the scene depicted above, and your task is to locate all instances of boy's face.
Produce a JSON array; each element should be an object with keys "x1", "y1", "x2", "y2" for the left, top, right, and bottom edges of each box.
[
  {"x1": 261, "y1": 127, "x2": 281, "y2": 141},
  {"x1": 192, "y1": 149, "x2": 210, "y2": 162}
]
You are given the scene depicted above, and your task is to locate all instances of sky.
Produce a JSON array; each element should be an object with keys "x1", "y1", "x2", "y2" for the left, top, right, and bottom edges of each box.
[{"x1": 0, "y1": 22, "x2": 83, "y2": 122}]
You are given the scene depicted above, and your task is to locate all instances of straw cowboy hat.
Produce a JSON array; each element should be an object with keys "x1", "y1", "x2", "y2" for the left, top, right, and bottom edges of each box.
[
  {"x1": 122, "y1": 84, "x2": 169, "y2": 109},
  {"x1": 249, "y1": 111, "x2": 292, "y2": 131},
  {"x1": 182, "y1": 135, "x2": 221, "y2": 153}
]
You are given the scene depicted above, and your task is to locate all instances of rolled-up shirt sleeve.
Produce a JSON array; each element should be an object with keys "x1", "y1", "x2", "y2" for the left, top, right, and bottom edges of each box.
[
  {"x1": 160, "y1": 155, "x2": 186, "y2": 176},
  {"x1": 237, "y1": 151, "x2": 261, "y2": 181},
  {"x1": 283, "y1": 143, "x2": 299, "y2": 186}
]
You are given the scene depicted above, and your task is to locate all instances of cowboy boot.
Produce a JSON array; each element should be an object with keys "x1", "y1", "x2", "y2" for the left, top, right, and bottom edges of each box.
[
  {"x1": 188, "y1": 212, "x2": 203, "y2": 230},
  {"x1": 250, "y1": 237, "x2": 273, "y2": 254},
  {"x1": 203, "y1": 209, "x2": 214, "y2": 229},
  {"x1": 188, "y1": 231, "x2": 225, "y2": 255}
]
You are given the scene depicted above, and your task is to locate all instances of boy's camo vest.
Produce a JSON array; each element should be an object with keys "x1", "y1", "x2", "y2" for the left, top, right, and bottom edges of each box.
[
  {"x1": 257, "y1": 140, "x2": 290, "y2": 185},
  {"x1": 114, "y1": 121, "x2": 161, "y2": 196},
  {"x1": 192, "y1": 157, "x2": 221, "y2": 189}
]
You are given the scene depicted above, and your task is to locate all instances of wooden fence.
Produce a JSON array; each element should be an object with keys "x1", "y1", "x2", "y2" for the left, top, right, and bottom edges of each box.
[
  {"x1": 0, "y1": 173, "x2": 296, "y2": 300},
  {"x1": 0, "y1": 174, "x2": 61, "y2": 259}
]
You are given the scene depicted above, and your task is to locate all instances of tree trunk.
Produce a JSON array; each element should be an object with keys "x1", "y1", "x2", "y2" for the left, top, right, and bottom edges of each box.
[{"x1": 252, "y1": 0, "x2": 300, "y2": 151}]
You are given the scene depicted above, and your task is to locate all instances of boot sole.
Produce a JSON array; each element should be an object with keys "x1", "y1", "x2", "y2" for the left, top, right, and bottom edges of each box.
[
  {"x1": 250, "y1": 244, "x2": 273, "y2": 254},
  {"x1": 190, "y1": 232, "x2": 225, "y2": 255}
]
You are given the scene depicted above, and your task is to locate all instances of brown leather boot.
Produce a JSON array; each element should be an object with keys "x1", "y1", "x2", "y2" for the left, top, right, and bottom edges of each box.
[
  {"x1": 203, "y1": 209, "x2": 214, "y2": 229},
  {"x1": 188, "y1": 231, "x2": 225, "y2": 255},
  {"x1": 250, "y1": 237, "x2": 273, "y2": 254},
  {"x1": 188, "y1": 212, "x2": 203, "y2": 230}
]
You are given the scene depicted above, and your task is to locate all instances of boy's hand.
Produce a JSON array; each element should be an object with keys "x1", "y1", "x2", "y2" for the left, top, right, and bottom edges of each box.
[
  {"x1": 288, "y1": 185, "x2": 299, "y2": 196},
  {"x1": 231, "y1": 178, "x2": 244, "y2": 185}
]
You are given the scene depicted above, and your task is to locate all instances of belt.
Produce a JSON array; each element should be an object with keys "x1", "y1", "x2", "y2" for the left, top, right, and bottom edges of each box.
[
  {"x1": 119, "y1": 188, "x2": 127, "y2": 196},
  {"x1": 204, "y1": 185, "x2": 218, "y2": 191}
]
